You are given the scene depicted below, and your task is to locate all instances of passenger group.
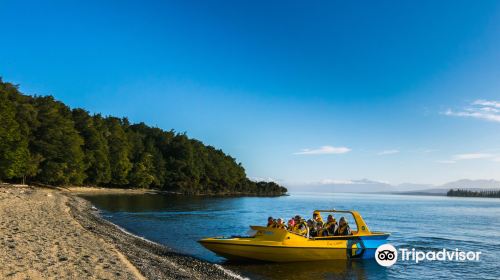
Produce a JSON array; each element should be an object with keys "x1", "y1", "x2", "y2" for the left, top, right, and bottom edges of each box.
[{"x1": 267, "y1": 212, "x2": 352, "y2": 237}]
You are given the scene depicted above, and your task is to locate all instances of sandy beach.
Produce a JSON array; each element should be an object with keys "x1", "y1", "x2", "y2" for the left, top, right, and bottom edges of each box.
[{"x1": 0, "y1": 185, "x2": 242, "y2": 280}]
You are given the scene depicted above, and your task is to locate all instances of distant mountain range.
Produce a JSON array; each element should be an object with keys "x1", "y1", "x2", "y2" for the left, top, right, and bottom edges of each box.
[
  {"x1": 440, "y1": 179, "x2": 500, "y2": 189},
  {"x1": 288, "y1": 179, "x2": 500, "y2": 195}
]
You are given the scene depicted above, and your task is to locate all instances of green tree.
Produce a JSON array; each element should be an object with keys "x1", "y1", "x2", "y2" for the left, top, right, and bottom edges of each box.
[
  {"x1": 72, "y1": 110, "x2": 111, "y2": 185},
  {"x1": 128, "y1": 153, "x2": 155, "y2": 188},
  {"x1": 163, "y1": 134, "x2": 201, "y2": 193},
  {"x1": 106, "y1": 117, "x2": 132, "y2": 186},
  {"x1": 31, "y1": 96, "x2": 85, "y2": 185},
  {"x1": 1, "y1": 82, "x2": 42, "y2": 183},
  {"x1": 0, "y1": 92, "x2": 29, "y2": 180},
  {"x1": 127, "y1": 123, "x2": 167, "y2": 188}
]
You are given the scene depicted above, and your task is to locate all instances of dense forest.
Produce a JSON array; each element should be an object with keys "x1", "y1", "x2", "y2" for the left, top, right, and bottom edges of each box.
[
  {"x1": 447, "y1": 189, "x2": 500, "y2": 198},
  {"x1": 0, "y1": 78, "x2": 287, "y2": 196}
]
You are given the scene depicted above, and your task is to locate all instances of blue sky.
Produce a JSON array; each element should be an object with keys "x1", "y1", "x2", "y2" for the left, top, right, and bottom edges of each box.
[{"x1": 1, "y1": 0, "x2": 500, "y2": 186}]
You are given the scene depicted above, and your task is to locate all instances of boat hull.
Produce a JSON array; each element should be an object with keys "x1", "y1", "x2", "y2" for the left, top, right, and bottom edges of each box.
[{"x1": 199, "y1": 227, "x2": 389, "y2": 262}]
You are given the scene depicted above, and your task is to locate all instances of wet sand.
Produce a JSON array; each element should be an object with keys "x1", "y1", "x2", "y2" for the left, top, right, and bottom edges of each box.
[{"x1": 0, "y1": 185, "x2": 242, "y2": 280}]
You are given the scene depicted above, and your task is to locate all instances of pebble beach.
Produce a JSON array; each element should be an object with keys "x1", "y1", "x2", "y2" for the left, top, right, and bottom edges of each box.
[{"x1": 0, "y1": 185, "x2": 243, "y2": 280}]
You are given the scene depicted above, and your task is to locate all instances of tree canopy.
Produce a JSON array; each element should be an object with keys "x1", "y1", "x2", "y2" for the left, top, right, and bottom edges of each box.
[{"x1": 0, "y1": 78, "x2": 287, "y2": 196}]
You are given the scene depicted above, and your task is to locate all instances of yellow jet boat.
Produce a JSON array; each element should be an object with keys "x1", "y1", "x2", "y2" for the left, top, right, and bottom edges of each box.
[{"x1": 199, "y1": 210, "x2": 389, "y2": 262}]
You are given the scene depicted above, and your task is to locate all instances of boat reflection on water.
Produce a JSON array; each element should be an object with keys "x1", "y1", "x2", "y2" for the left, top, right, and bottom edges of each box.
[{"x1": 227, "y1": 259, "x2": 386, "y2": 280}]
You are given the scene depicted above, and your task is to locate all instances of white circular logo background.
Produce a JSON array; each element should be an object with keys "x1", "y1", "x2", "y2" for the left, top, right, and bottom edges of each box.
[{"x1": 375, "y1": 244, "x2": 398, "y2": 267}]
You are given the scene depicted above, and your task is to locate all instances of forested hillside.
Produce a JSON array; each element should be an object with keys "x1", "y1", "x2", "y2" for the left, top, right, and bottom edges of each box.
[
  {"x1": 0, "y1": 79, "x2": 287, "y2": 195},
  {"x1": 447, "y1": 189, "x2": 500, "y2": 198}
]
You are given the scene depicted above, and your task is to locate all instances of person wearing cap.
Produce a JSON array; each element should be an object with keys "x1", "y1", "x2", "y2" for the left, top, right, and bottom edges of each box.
[
  {"x1": 334, "y1": 216, "x2": 352, "y2": 236},
  {"x1": 267, "y1": 216, "x2": 275, "y2": 227},
  {"x1": 321, "y1": 214, "x2": 338, "y2": 236}
]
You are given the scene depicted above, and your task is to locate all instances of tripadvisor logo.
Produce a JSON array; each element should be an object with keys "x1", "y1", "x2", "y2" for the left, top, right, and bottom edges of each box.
[
  {"x1": 375, "y1": 244, "x2": 398, "y2": 267},
  {"x1": 375, "y1": 244, "x2": 482, "y2": 267}
]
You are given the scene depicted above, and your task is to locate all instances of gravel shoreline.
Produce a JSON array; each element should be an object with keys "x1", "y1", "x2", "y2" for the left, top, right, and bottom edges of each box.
[
  {"x1": 0, "y1": 185, "x2": 244, "y2": 280},
  {"x1": 66, "y1": 191, "x2": 244, "y2": 280},
  {"x1": 1, "y1": 186, "x2": 143, "y2": 279}
]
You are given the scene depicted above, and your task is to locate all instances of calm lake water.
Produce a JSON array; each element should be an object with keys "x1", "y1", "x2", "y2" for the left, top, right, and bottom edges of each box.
[{"x1": 81, "y1": 192, "x2": 500, "y2": 280}]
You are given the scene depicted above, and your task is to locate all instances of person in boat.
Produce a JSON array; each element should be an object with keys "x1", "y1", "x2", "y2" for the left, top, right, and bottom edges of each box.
[
  {"x1": 287, "y1": 218, "x2": 295, "y2": 230},
  {"x1": 334, "y1": 216, "x2": 352, "y2": 236},
  {"x1": 273, "y1": 218, "x2": 286, "y2": 229},
  {"x1": 267, "y1": 216, "x2": 275, "y2": 227},
  {"x1": 312, "y1": 212, "x2": 324, "y2": 236},
  {"x1": 320, "y1": 214, "x2": 338, "y2": 236},
  {"x1": 293, "y1": 215, "x2": 308, "y2": 236},
  {"x1": 313, "y1": 211, "x2": 324, "y2": 224},
  {"x1": 306, "y1": 219, "x2": 317, "y2": 237}
]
